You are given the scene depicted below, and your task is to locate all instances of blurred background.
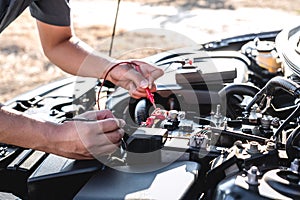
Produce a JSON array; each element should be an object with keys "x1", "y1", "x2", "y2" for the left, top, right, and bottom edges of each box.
[{"x1": 0, "y1": 0, "x2": 299, "y2": 103}]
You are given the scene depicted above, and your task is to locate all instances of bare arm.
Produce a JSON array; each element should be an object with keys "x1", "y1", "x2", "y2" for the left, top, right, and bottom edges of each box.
[
  {"x1": 0, "y1": 106, "x2": 124, "y2": 159},
  {"x1": 36, "y1": 20, "x2": 111, "y2": 78},
  {"x1": 0, "y1": 106, "x2": 56, "y2": 153},
  {"x1": 36, "y1": 20, "x2": 164, "y2": 98}
]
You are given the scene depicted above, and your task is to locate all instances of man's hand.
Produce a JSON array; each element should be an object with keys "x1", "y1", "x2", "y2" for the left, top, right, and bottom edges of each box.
[
  {"x1": 47, "y1": 110, "x2": 125, "y2": 160},
  {"x1": 104, "y1": 60, "x2": 164, "y2": 99}
]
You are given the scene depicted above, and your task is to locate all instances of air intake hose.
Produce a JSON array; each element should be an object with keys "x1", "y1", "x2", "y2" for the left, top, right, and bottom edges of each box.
[{"x1": 246, "y1": 76, "x2": 300, "y2": 112}]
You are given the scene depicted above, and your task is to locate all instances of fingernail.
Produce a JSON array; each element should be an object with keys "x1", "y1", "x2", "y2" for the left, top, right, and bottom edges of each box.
[
  {"x1": 140, "y1": 80, "x2": 148, "y2": 89},
  {"x1": 119, "y1": 119, "x2": 126, "y2": 128},
  {"x1": 149, "y1": 83, "x2": 153, "y2": 90}
]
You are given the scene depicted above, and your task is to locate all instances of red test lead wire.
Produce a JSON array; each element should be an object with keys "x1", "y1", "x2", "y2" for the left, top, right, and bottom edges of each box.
[{"x1": 135, "y1": 65, "x2": 157, "y2": 109}]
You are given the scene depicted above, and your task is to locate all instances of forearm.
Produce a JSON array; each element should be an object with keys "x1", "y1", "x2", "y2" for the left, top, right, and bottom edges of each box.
[
  {"x1": 43, "y1": 36, "x2": 115, "y2": 78},
  {"x1": 0, "y1": 106, "x2": 55, "y2": 151},
  {"x1": 36, "y1": 21, "x2": 115, "y2": 79}
]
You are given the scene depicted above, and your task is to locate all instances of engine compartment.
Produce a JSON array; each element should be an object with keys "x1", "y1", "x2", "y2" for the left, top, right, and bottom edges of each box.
[{"x1": 1, "y1": 26, "x2": 300, "y2": 199}]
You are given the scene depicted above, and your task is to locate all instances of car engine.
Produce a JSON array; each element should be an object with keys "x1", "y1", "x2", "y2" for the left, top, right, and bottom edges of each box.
[{"x1": 0, "y1": 25, "x2": 300, "y2": 200}]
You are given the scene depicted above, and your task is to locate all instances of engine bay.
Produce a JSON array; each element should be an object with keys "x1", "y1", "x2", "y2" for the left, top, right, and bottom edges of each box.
[{"x1": 1, "y1": 26, "x2": 300, "y2": 199}]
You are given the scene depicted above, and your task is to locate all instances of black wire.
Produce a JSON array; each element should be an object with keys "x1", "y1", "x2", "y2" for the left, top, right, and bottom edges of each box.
[
  {"x1": 273, "y1": 103, "x2": 300, "y2": 140},
  {"x1": 61, "y1": 118, "x2": 97, "y2": 123},
  {"x1": 109, "y1": 0, "x2": 122, "y2": 57}
]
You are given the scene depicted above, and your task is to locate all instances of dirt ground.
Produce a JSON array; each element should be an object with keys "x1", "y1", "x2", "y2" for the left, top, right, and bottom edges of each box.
[
  {"x1": 0, "y1": 0, "x2": 299, "y2": 103},
  {"x1": 130, "y1": 0, "x2": 300, "y2": 12}
]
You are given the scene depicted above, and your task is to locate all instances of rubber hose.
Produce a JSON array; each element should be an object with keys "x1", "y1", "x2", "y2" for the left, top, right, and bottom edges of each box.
[
  {"x1": 218, "y1": 83, "x2": 260, "y2": 100},
  {"x1": 265, "y1": 76, "x2": 300, "y2": 97},
  {"x1": 246, "y1": 76, "x2": 300, "y2": 111},
  {"x1": 218, "y1": 83, "x2": 260, "y2": 118},
  {"x1": 286, "y1": 125, "x2": 300, "y2": 160}
]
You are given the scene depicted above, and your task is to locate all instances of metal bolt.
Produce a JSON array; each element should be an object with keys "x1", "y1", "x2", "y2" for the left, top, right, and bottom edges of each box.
[
  {"x1": 247, "y1": 141, "x2": 260, "y2": 154},
  {"x1": 290, "y1": 158, "x2": 299, "y2": 173},
  {"x1": 247, "y1": 166, "x2": 259, "y2": 185}
]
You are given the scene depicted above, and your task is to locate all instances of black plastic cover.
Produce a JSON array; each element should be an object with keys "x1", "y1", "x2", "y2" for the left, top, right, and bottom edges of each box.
[
  {"x1": 28, "y1": 154, "x2": 103, "y2": 200},
  {"x1": 74, "y1": 161, "x2": 200, "y2": 200}
]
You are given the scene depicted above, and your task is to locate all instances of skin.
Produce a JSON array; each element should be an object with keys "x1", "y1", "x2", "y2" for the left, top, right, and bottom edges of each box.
[{"x1": 0, "y1": 20, "x2": 164, "y2": 160}]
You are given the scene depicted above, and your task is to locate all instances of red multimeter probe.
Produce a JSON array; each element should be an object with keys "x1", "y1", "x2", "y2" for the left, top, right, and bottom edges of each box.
[{"x1": 135, "y1": 65, "x2": 157, "y2": 109}]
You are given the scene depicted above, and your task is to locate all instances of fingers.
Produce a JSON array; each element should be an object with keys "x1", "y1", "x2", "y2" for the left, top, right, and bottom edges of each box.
[
  {"x1": 68, "y1": 142, "x2": 122, "y2": 160},
  {"x1": 70, "y1": 119, "x2": 124, "y2": 158},
  {"x1": 96, "y1": 118, "x2": 125, "y2": 132},
  {"x1": 131, "y1": 60, "x2": 164, "y2": 88},
  {"x1": 97, "y1": 129, "x2": 124, "y2": 146},
  {"x1": 122, "y1": 61, "x2": 162, "y2": 98},
  {"x1": 73, "y1": 114, "x2": 125, "y2": 139},
  {"x1": 76, "y1": 110, "x2": 115, "y2": 120},
  {"x1": 122, "y1": 67, "x2": 149, "y2": 90},
  {"x1": 148, "y1": 68, "x2": 164, "y2": 89},
  {"x1": 80, "y1": 118, "x2": 125, "y2": 147},
  {"x1": 129, "y1": 83, "x2": 157, "y2": 99},
  {"x1": 81, "y1": 122, "x2": 124, "y2": 158},
  {"x1": 107, "y1": 60, "x2": 163, "y2": 99},
  {"x1": 95, "y1": 109, "x2": 115, "y2": 120}
]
